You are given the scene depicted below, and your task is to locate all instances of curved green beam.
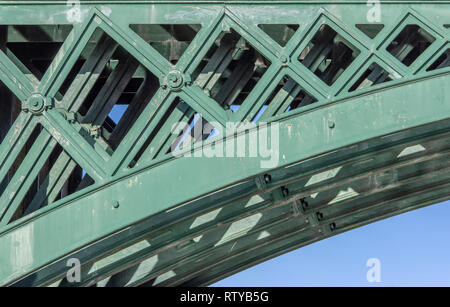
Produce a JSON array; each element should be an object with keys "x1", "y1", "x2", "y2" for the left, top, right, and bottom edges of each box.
[
  {"x1": 2, "y1": 71, "x2": 449, "y2": 286},
  {"x1": 15, "y1": 116, "x2": 450, "y2": 286}
]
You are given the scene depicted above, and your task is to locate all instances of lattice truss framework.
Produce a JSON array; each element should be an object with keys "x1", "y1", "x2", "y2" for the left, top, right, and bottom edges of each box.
[{"x1": 0, "y1": 2, "x2": 450, "y2": 286}]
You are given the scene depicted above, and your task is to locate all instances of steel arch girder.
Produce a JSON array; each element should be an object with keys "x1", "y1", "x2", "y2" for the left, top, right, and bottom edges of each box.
[
  {"x1": 91, "y1": 131, "x2": 450, "y2": 287},
  {"x1": 1, "y1": 71, "x2": 450, "y2": 286},
  {"x1": 19, "y1": 128, "x2": 450, "y2": 286},
  {"x1": 16, "y1": 119, "x2": 450, "y2": 287},
  {"x1": 43, "y1": 127, "x2": 450, "y2": 287}
]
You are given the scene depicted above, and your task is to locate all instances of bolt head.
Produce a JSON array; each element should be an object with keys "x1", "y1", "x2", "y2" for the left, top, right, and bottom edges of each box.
[
  {"x1": 328, "y1": 120, "x2": 335, "y2": 129},
  {"x1": 112, "y1": 201, "x2": 120, "y2": 209},
  {"x1": 166, "y1": 71, "x2": 184, "y2": 90},
  {"x1": 27, "y1": 94, "x2": 46, "y2": 114},
  {"x1": 66, "y1": 112, "x2": 76, "y2": 123},
  {"x1": 301, "y1": 199, "x2": 309, "y2": 210},
  {"x1": 90, "y1": 126, "x2": 101, "y2": 138}
]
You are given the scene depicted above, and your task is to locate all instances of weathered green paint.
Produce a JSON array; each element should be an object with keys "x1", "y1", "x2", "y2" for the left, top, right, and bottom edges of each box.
[{"x1": 0, "y1": 1, "x2": 449, "y2": 286}]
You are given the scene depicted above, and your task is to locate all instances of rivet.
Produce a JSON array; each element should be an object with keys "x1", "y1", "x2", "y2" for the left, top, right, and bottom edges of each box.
[
  {"x1": 281, "y1": 186, "x2": 289, "y2": 197},
  {"x1": 316, "y1": 211, "x2": 324, "y2": 221},
  {"x1": 112, "y1": 201, "x2": 120, "y2": 209},
  {"x1": 330, "y1": 222, "x2": 336, "y2": 231},
  {"x1": 301, "y1": 198, "x2": 309, "y2": 210},
  {"x1": 328, "y1": 120, "x2": 335, "y2": 129},
  {"x1": 264, "y1": 174, "x2": 272, "y2": 184}
]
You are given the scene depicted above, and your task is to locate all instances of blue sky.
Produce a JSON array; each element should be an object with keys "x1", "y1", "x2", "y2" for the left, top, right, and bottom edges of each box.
[{"x1": 213, "y1": 200, "x2": 450, "y2": 287}]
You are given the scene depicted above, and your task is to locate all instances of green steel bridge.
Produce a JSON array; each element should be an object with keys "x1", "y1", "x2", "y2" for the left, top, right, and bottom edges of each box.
[{"x1": 0, "y1": 0, "x2": 449, "y2": 287}]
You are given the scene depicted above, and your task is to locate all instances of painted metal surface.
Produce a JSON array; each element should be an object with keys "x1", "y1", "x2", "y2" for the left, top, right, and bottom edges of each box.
[{"x1": 0, "y1": 1, "x2": 449, "y2": 286}]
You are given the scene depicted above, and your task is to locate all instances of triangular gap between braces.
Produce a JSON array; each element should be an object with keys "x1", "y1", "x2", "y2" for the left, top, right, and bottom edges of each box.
[
  {"x1": 355, "y1": 24, "x2": 384, "y2": 39},
  {"x1": 1, "y1": 25, "x2": 73, "y2": 81},
  {"x1": 257, "y1": 24, "x2": 299, "y2": 47},
  {"x1": 426, "y1": 48, "x2": 450, "y2": 72},
  {"x1": 130, "y1": 24, "x2": 202, "y2": 65}
]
